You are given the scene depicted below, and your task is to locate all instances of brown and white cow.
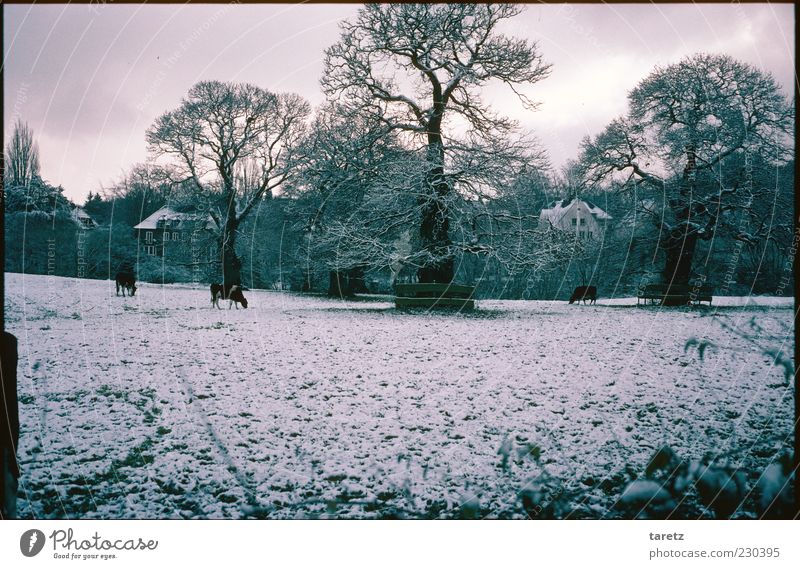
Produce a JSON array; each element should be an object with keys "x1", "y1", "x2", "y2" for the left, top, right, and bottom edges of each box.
[{"x1": 210, "y1": 283, "x2": 248, "y2": 309}]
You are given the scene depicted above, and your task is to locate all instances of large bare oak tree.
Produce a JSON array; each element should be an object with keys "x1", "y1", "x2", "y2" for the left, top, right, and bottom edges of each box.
[
  {"x1": 579, "y1": 54, "x2": 793, "y2": 298},
  {"x1": 322, "y1": 3, "x2": 551, "y2": 283},
  {"x1": 146, "y1": 81, "x2": 310, "y2": 287}
]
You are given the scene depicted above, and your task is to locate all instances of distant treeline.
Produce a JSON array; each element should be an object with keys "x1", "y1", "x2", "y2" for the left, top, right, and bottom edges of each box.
[{"x1": 5, "y1": 158, "x2": 794, "y2": 299}]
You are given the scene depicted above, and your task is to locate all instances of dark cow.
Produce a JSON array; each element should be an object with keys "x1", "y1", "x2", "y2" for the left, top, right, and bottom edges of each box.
[
  {"x1": 210, "y1": 283, "x2": 248, "y2": 309},
  {"x1": 569, "y1": 285, "x2": 596, "y2": 305},
  {"x1": 210, "y1": 283, "x2": 224, "y2": 309},
  {"x1": 115, "y1": 272, "x2": 137, "y2": 297}
]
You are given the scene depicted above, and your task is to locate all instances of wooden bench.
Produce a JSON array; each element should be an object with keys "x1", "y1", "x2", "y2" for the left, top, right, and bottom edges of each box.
[
  {"x1": 637, "y1": 283, "x2": 714, "y2": 306},
  {"x1": 394, "y1": 283, "x2": 476, "y2": 310}
]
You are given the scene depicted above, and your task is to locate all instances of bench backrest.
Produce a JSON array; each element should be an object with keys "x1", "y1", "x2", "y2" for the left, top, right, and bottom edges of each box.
[
  {"x1": 639, "y1": 283, "x2": 714, "y2": 295},
  {"x1": 395, "y1": 283, "x2": 475, "y2": 298}
]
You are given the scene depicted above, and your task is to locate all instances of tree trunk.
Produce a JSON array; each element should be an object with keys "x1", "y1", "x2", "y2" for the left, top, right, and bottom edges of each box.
[
  {"x1": 418, "y1": 136, "x2": 454, "y2": 284},
  {"x1": 221, "y1": 200, "x2": 242, "y2": 288},
  {"x1": 661, "y1": 143, "x2": 697, "y2": 305},
  {"x1": 328, "y1": 267, "x2": 367, "y2": 297},
  {"x1": 661, "y1": 228, "x2": 697, "y2": 305},
  {"x1": 349, "y1": 266, "x2": 368, "y2": 293},
  {"x1": 418, "y1": 192, "x2": 453, "y2": 283},
  {"x1": 328, "y1": 270, "x2": 352, "y2": 298},
  {"x1": 221, "y1": 241, "x2": 241, "y2": 289},
  {"x1": 662, "y1": 228, "x2": 697, "y2": 286}
]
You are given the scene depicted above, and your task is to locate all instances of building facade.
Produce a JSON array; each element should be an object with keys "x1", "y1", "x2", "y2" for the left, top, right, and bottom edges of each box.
[
  {"x1": 538, "y1": 198, "x2": 611, "y2": 238},
  {"x1": 133, "y1": 206, "x2": 217, "y2": 257}
]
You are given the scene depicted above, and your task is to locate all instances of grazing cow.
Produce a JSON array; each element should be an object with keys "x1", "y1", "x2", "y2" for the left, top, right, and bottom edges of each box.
[
  {"x1": 115, "y1": 272, "x2": 137, "y2": 297},
  {"x1": 210, "y1": 283, "x2": 224, "y2": 308},
  {"x1": 569, "y1": 285, "x2": 596, "y2": 305},
  {"x1": 210, "y1": 283, "x2": 248, "y2": 309},
  {"x1": 227, "y1": 285, "x2": 248, "y2": 309}
]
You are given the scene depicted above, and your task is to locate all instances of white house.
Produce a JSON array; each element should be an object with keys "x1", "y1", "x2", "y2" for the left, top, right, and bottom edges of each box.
[
  {"x1": 133, "y1": 206, "x2": 217, "y2": 257},
  {"x1": 538, "y1": 198, "x2": 611, "y2": 239},
  {"x1": 71, "y1": 207, "x2": 97, "y2": 229}
]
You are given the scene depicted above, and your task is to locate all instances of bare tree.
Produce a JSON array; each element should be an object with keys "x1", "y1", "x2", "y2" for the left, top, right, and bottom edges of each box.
[
  {"x1": 5, "y1": 119, "x2": 41, "y2": 188},
  {"x1": 146, "y1": 81, "x2": 310, "y2": 287},
  {"x1": 291, "y1": 103, "x2": 408, "y2": 295},
  {"x1": 322, "y1": 3, "x2": 551, "y2": 283},
  {"x1": 578, "y1": 54, "x2": 793, "y2": 298}
]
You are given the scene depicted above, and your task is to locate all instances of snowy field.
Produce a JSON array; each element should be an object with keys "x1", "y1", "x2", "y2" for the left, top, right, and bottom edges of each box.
[{"x1": 4, "y1": 272, "x2": 794, "y2": 519}]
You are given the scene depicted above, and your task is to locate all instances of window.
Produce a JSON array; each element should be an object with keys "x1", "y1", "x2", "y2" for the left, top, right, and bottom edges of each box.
[
  {"x1": 588, "y1": 231, "x2": 593, "y2": 239},
  {"x1": 579, "y1": 231, "x2": 585, "y2": 238},
  {"x1": 571, "y1": 218, "x2": 577, "y2": 226},
  {"x1": 145, "y1": 245, "x2": 156, "y2": 255},
  {"x1": 580, "y1": 218, "x2": 586, "y2": 226},
  {"x1": 164, "y1": 232, "x2": 170, "y2": 241},
  {"x1": 146, "y1": 231, "x2": 153, "y2": 243},
  {"x1": 173, "y1": 232, "x2": 179, "y2": 241}
]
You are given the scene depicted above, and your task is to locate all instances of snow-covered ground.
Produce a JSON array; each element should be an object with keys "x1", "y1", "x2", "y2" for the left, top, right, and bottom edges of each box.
[{"x1": 4, "y1": 273, "x2": 794, "y2": 519}]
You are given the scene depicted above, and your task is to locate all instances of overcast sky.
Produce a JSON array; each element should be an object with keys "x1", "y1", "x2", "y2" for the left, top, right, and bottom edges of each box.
[{"x1": 4, "y1": 3, "x2": 795, "y2": 203}]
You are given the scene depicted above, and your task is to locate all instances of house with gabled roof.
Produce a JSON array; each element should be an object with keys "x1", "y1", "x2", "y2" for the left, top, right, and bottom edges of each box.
[
  {"x1": 71, "y1": 206, "x2": 98, "y2": 229},
  {"x1": 133, "y1": 206, "x2": 217, "y2": 257},
  {"x1": 538, "y1": 197, "x2": 611, "y2": 239}
]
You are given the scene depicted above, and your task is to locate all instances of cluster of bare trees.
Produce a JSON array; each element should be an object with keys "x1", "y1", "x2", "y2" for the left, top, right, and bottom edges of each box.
[
  {"x1": 142, "y1": 3, "x2": 561, "y2": 290},
  {"x1": 7, "y1": 5, "x2": 793, "y2": 296},
  {"x1": 144, "y1": 6, "x2": 792, "y2": 295}
]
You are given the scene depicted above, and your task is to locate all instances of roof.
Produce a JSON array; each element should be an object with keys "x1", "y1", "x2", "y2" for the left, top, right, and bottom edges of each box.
[
  {"x1": 71, "y1": 207, "x2": 97, "y2": 226},
  {"x1": 582, "y1": 199, "x2": 612, "y2": 220},
  {"x1": 134, "y1": 206, "x2": 217, "y2": 230},
  {"x1": 72, "y1": 207, "x2": 93, "y2": 219}
]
